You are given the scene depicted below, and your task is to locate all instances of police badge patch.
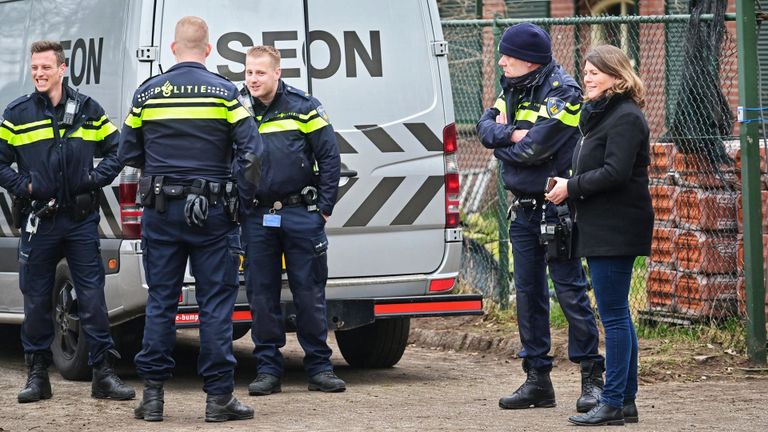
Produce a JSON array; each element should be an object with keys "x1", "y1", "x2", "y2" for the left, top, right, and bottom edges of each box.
[
  {"x1": 316, "y1": 105, "x2": 330, "y2": 122},
  {"x1": 546, "y1": 97, "x2": 566, "y2": 117}
]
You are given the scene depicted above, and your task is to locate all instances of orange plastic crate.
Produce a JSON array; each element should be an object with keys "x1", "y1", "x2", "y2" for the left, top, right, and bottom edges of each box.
[
  {"x1": 674, "y1": 188, "x2": 737, "y2": 231},
  {"x1": 673, "y1": 153, "x2": 739, "y2": 189},
  {"x1": 650, "y1": 225, "x2": 676, "y2": 265},
  {"x1": 650, "y1": 184, "x2": 677, "y2": 223},
  {"x1": 674, "y1": 230, "x2": 737, "y2": 274},
  {"x1": 675, "y1": 273, "x2": 738, "y2": 318}
]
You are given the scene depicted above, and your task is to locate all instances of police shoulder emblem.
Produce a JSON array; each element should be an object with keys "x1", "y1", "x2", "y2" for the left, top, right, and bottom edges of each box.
[
  {"x1": 316, "y1": 105, "x2": 330, "y2": 122},
  {"x1": 546, "y1": 97, "x2": 566, "y2": 117}
]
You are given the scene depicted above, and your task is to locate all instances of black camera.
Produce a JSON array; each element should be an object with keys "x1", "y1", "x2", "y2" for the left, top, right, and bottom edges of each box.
[{"x1": 539, "y1": 203, "x2": 573, "y2": 261}]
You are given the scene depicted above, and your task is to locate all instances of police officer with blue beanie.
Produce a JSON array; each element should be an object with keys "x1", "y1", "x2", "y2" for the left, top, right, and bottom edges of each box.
[
  {"x1": 0, "y1": 40, "x2": 134, "y2": 404},
  {"x1": 476, "y1": 22, "x2": 605, "y2": 412},
  {"x1": 119, "y1": 17, "x2": 263, "y2": 422},
  {"x1": 239, "y1": 45, "x2": 345, "y2": 396}
]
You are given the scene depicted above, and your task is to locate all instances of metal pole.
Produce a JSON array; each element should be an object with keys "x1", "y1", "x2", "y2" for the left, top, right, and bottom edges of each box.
[
  {"x1": 476, "y1": 0, "x2": 483, "y2": 19},
  {"x1": 736, "y1": 0, "x2": 767, "y2": 364},
  {"x1": 493, "y1": 20, "x2": 510, "y2": 310}
]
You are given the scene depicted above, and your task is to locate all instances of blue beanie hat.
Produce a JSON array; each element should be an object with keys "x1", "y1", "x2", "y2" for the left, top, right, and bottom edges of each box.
[{"x1": 499, "y1": 23, "x2": 552, "y2": 65}]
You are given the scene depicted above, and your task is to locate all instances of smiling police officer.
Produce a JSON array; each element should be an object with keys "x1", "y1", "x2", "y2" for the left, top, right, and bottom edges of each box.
[
  {"x1": 0, "y1": 40, "x2": 133, "y2": 404},
  {"x1": 239, "y1": 45, "x2": 344, "y2": 396},
  {"x1": 119, "y1": 17, "x2": 262, "y2": 423}
]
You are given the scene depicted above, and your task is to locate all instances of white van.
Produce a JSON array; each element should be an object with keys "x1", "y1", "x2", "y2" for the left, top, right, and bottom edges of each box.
[{"x1": 0, "y1": 0, "x2": 482, "y2": 379}]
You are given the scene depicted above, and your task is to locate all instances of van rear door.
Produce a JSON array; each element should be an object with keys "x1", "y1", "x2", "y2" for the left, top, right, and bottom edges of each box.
[{"x1": 307, "y1": 1, "x2": 449, "y2": 278}]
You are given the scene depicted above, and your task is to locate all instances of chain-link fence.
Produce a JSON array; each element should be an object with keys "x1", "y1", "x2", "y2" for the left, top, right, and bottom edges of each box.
[{"x1": 448, "y1": 12, "x2": 766, "y2": 327}]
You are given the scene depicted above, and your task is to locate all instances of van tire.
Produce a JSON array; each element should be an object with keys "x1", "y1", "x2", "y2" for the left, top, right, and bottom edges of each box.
[
  {"x1": 335, "y1": 318, "x2": 410, "y2": 368},
  {"x1": 51, "y1": 262, "x2": 92, "y2": 381}
]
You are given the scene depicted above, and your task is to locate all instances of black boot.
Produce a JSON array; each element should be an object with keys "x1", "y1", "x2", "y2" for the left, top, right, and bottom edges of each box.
[
  {"x1": 569, "y1": 402, "x2": 625, "y2": 426},
  {"x1": 576, "y1": 360, "x2": 604, "y2": 413},
  {"x1": 499, "y1": 367, "x2": 556, "y2": 409},
  {"x1": 92, "y1": 349, "x2": 136, "y2": 400},
  {"x1": 18, "y1": 353, "x2": 53, "y2": 403},
  {"x1": 134, "y1": 380, "x2": 164, "y2": 422},
  {"x1": 623, "y1": 401, "x2": 639, "y2": 423},
  {"x1": 205, "y1": 394, "x2": 254, "y2": 422}
]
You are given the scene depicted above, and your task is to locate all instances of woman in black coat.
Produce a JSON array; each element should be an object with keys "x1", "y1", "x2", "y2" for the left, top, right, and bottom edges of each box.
[{"x1": 546, "y1": 44, "x2": 653, "y2": 426}]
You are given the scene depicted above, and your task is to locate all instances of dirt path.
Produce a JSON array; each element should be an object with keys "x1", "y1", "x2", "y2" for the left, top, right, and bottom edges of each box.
[{"x1": 0, "y1": 325, "x2": 766, "y2": 431}]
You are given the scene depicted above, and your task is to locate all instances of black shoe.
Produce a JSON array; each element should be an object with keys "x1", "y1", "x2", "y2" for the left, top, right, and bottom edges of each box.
[
  {"x1": 134, "y1": 380, "x2": 164, "y2": 422},
  {"x1": 499, "y1": 367, "x2": 556, "y2": 409},
  {"x1": 92, "y1": 349, "x2": 136, "y2": 400},
  {"x1": 576, "y1": 360, "x2": 604, "y2": 413},
  {"x1": 569, "y1": 402, "x2": 625, "y2": 426},
  {"x1": 18, "y1": 353, "x2": 53, "y2": 403},
  {"x1": 248, "y1": 373, "x2": 282, "y2": 396},
  {"x1": 205, "y1": 395, "x2": 254, "y2": 422},
  {"x1": 623, "y1": 401, "x2": 639, "y2": 423},
  {"x1": 308, "y1": 371, "x2": 346, "y2": 393}
]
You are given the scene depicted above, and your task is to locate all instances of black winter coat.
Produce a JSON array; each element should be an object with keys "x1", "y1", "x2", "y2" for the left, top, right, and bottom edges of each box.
[{"x1": 567, "y1": 93, "x2": 654, "y2": 257}]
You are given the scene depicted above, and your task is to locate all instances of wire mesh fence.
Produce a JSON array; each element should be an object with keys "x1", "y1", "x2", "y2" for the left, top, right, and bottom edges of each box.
[{"x1": 447, "y1": 12, "x2": 766, "y2": 327}]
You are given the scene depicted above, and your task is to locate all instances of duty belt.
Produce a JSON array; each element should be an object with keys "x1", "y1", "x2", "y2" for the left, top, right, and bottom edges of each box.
[
  {"x1": 256, "y1": 193, "x2": 304, "y2": 210},
  {"x1": 513, "y1": 194, "x2": 544, "y2": 209}
]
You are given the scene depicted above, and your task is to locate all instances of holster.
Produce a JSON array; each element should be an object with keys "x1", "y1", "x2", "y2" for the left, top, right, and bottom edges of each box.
[
  {"x1": 544, "y1": 204, "x2": 573, "y2": 261},
  {"x1": 224, "y1": 181, "x2": 239, "y2": 223},
  {"x1": 138, "y1": 176, "x2": 154, "y2": 208},
  {"x1": 72, "y1": 191, "x2": 99, "y2": 222},
  {"x1": 11, "y1": 196, "x2": 30, "y2": 229}
]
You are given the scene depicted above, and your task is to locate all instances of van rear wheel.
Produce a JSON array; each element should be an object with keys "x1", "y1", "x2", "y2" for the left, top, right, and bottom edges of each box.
[
  {"x1": 335, "y1": 318, "x2": 410, "y2": 368},
  {"x1": 51, "y1": 262, "x2": 91, "y2": 381}
]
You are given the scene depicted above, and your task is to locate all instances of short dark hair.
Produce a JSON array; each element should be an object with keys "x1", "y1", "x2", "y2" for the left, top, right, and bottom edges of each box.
[{"x1": 30, "y1": 40, "x2": 66, "y2": 66}]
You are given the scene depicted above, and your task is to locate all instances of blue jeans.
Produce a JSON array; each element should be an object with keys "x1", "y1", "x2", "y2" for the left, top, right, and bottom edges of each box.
[{"x1": 587, "y1": 256, "x2": 638, "y2": 409}]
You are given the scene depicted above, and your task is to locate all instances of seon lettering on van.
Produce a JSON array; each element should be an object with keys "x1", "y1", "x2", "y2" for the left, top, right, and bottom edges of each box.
[
  {"x1": 215, "y1": 30, "x2": 382, "y2": 81},
  {"x1": 60, "y1": 37, "x2": 104, "y2": 87}
]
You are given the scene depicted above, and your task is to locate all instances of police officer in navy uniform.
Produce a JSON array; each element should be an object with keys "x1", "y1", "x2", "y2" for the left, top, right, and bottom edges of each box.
[
  {"x1": 476, "y1": 23, "x2": 605, "y2": 412},
  {"x1": 119, "y1": 17, "x2": 262, "y2": 422},
  {"x1": 239, "y1": 45, "x2": 345, "y2": 396},
  {"x1": 0, "y1": 40, "x2": 134, "y2": 403}
]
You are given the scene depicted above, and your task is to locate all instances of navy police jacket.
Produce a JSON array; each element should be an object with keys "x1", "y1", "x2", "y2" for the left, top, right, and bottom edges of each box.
[
  {"x1": 476, "y1": 63, "x2": 581, "y2": 196},
  {"x1": 0, "y1": 85, "x2": 121, "y2": 204},
  {"x1": 119, "y1": 62, "x2": 263, "y2": 200},
  {"x1": 239, "y1": 80, "x2": 341, "y2": 216}
]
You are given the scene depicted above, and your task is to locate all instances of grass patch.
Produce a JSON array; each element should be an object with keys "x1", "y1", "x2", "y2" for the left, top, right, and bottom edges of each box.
[{"x1": 637, "y1": 317, "x2": 746, "y2": 354}]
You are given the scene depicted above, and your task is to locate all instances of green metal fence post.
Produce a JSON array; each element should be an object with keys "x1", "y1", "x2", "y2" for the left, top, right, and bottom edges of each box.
[
  {"x1": 736, "y1": 0, "x2": 767, "y2": 364},
  {"x1": 493, "y1": 19, "x2": 511, "y2": 310}
]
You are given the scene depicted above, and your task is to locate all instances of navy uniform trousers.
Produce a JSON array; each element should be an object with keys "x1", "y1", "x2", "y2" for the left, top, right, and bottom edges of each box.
[
  {"x1": 18, "y1": 211, "x2": 113, "y2": 364},
  {"x1": 135, "y1": 200, "x2": 241, "y2": 395},
  {"x1": 509, "y1": 204, "x2": 603, "y2": 371},
  {"x1": 242, "y1": 205, "x2": 332, "y2": 378}
]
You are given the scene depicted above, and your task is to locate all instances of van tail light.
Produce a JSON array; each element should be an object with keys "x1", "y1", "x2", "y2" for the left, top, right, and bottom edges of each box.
[
  {"x1": 443, "y1": 123, "x2": 460, "y2": 228},
  {"x1": 119, "y1": 169, "x2": 142, "y2": 239}
]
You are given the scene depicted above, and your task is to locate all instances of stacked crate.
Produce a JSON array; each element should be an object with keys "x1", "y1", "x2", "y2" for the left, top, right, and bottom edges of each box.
[
  {"x1": 646, "y1": 141, "x2": 740, "y2": 319},
  {"x1": 735, "y1": 147, "x2": 768, "y2": 317}
]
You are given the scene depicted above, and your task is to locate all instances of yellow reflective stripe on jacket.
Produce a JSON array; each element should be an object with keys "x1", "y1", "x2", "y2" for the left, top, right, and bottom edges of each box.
[
  {"x1": 124, "y1": 111, "x2": 142, "y2": 128},
  {"x1": 5, "y1": 127, "x2": 55, "y2": 146},
  {"x1": 3, "y1": 118, "x2": 52, "y2": 132},
  {"x1": 0, "y1": 125, "x2": 14, "y2": 142},
  {"x1": 551, "y1": 109, "x2": 580, "y2": 127},
  {"x1": 228, "y1": 105, "x2": 251, "y2": 124},
  {"x1": 132, "y1": 97, "x2": 248, "y2": 124},
  {"x1": 514, "y1": 104, "x2": 580, "y2": 127},
  {"x1": 258, "y1": 115, "x2": 329, "y2": 134},
  {"x1": 70, "y1": 121, "x2": 118, "y2": 141},
  {"x1": 493, "y1": 98, "x2": 506, "y2": 116},
  {"x1": 143, "y1": 97, "x2": 239, "y2": 107},
  {"x1": 140, "y1": 106, "x2": 231, "y2": 121}
]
